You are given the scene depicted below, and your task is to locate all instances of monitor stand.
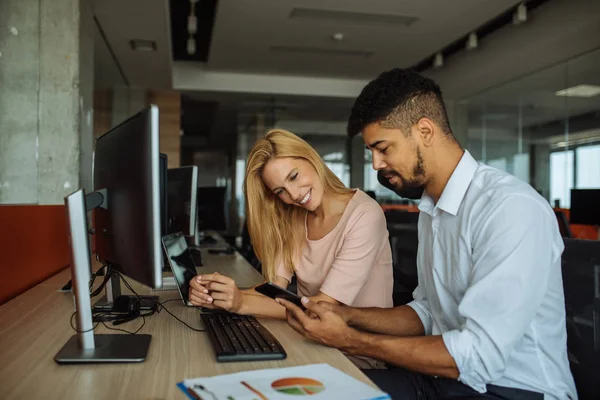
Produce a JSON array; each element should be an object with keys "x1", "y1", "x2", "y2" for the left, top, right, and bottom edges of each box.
[
  {"x1": 93, "y1": 272, "x2": 158, "y2": 311},
  {"x1": 55, "y1": 189, "x2": 151, "y2": 364}
]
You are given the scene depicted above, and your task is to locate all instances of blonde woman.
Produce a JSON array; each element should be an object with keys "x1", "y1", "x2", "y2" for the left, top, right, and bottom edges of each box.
[{"x1": 189, "y1": 129, "x2": 393, "y2": 319}]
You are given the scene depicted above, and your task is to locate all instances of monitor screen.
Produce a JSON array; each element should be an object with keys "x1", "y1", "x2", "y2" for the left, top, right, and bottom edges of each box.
[
  {"x1": 167, "y1": 166, "x2": 198, "y2": 236},
  {"x1": 570, "y1": 189, "x2": 600, "y2": 226},
  {"x1": 197, "y1": 186, "x2": 227, "y2": 232},
  {"x1": 162, "y1": 232, "x2": 197, "y2": 305},
  {"x1": 93, "y1": 106, "x2": 162, "y2": 289},
  {"x1": 160, "y1": 153, "x2": 168, "y2": 236}
]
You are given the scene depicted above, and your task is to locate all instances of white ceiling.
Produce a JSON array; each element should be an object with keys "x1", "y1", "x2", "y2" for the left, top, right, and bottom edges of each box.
[
  {"x1": 206, "y1": 0, "x2": 523, "y2": 78},
  {"x1": 93, "y1": 0, "x2": 523, "y2": 89},
  {"x1": 93, "y1": 0, "x2": 600, "y2": 139},
  {"x1": 93, "y1": 0, "x2": 173, "y2": 89}
]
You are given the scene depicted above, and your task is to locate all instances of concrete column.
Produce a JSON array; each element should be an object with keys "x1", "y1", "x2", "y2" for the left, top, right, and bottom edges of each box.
[
  {"x1": 0, "y1": 0, "x2": 94, "y2": 204},
  {"x1": 0, "y1": 0, "x2": 40, "y2": 203}
]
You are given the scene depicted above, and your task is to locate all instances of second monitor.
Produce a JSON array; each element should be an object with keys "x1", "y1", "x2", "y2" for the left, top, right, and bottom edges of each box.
[{"x1": 167, "y1": 166, "x2": 199, "y2": 237}]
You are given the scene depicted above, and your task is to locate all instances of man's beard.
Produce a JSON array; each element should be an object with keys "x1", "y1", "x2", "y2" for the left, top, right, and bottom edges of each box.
[{"x1": 377, "y1": 149, "x2": 425, "y2": 200}]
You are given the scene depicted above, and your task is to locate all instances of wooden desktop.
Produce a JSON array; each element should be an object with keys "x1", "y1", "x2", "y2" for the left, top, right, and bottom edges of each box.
[{"x1": 0, "y1": 243, "x2": 377, "y2": 399}]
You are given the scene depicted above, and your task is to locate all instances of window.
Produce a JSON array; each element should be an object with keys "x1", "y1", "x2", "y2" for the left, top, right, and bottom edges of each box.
[
  {"x1": 325, "y1": 162, "x2": 350, "y2": 187},
  {"x1": 576, "y1": 144, "x2": 600, "y2": 189},
  {"x1": 550, "y1": 150, "x2": 574, "y2": 208},
  {"x1": 513, "y1": 153, "x2": 530, "y2": 183},
  {"x1": 487, "y1": 157, "x2": 507, "y2": 172},
  {"x1": 235, "y1": 159, "x2": 246, "y2": 218}
]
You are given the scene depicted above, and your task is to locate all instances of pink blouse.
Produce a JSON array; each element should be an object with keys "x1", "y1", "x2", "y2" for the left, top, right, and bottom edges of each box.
[{"x1": 277, "y1": 190, "x2": 393, "y2": 308}]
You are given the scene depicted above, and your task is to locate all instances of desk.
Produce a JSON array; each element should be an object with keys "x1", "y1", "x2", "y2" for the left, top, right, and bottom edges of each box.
[{"x1": 0, "y1": 246, "x2": 376, "y2": 399}]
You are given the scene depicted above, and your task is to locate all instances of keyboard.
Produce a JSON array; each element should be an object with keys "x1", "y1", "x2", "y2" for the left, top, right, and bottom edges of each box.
[{"x1": 201, "y1": 312, "x2": 287, "y2": 362}]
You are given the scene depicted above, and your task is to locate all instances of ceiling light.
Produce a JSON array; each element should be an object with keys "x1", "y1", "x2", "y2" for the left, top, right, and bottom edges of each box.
[
  {"x1": 465, "y1": 33, "x2": 478, "y2": 50},
  {"x1": 129, "y1": 39, "x2": 157, "y2": 52},
  {"x1": 332, "y1": 32, "x2": 344, "y2": 41},
  {"x1": 555, "y1": 85, "x2": 600, "y2": 98},
  {"x1": 433, "y1": 52, "x2": 443, "y2": 68},
  {"x1": 186, "y1": 0, "x2": 198, "y2": 55},
  {"x1": 188, "y1": 15, "x2": 197, "y2": 34},
  {"x1": 513, "y1": 3, "x2": 527, "y2": 25},
  {"x1": 187, "y1": 37, "x2": 196, "y2": 55}
]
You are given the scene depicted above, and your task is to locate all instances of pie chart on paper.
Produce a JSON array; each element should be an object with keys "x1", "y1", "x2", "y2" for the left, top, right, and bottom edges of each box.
[{"x1": 271, "y1": 377, "x2": 325, "y2": 396}]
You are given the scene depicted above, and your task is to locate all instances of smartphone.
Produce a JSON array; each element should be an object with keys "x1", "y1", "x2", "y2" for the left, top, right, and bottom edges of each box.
[{"x1": 255, "y1": 282, "x2": 305, "y2": 309}]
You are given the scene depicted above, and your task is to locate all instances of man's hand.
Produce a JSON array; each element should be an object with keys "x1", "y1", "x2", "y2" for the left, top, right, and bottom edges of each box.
[
  {"x1": 317, "y1": 302, "x2": 353, "y2": 324},
  {"x1": 277, "y1": 296, "x2": 357, "y2": 349}
]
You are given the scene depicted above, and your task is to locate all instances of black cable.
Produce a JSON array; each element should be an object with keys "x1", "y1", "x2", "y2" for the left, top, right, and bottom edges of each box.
[
  {"x1": 100, "y1": 316, "x2": 146, "y2": 335},
  {"x1": 90, "y1": 264, "x2": 112, "y2": 298},
  {"x1": 155, "y1": 300, "x2": 206, "y2": 332},
  {"x1": 69, "y1": 271, "x2": 205, "y2": 334},
  {"x1": 70, "y1": 312, "x2": 100, "y2": 333},
  {"x1": 114, "y1": 272, "x2": 205, "y2": 332}
]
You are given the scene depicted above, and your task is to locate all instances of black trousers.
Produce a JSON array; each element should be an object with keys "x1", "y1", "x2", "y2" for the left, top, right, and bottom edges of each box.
[{"x1": 364, "y1": 368, "x2": 543, "y2": 400}]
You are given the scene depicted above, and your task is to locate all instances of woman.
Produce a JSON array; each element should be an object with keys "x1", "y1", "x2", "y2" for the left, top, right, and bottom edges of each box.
[{"x1": 189, "y1": 129, "x2": 393, "y2": 319}]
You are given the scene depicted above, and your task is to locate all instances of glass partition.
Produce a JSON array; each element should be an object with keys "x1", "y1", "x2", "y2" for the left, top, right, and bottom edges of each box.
[{"x1": 462, "y1": 48, "x2": 600, "y2": 208}]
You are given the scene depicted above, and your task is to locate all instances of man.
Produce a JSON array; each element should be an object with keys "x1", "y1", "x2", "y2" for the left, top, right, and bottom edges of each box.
[{"x1": 277, "y1": 68, "x2": 576, "y2": 399}]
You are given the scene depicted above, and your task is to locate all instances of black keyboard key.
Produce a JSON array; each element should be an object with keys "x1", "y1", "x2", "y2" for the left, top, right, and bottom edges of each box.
[
  {"x1": 224, "y1": 325, "x2": 244, "y2": 353},
  {"x1": 208, "y1": 319, "x2": 234, "y2": 355},
  {"x1": 232, "y1": 323, "x2": 260, "y2": 353}
]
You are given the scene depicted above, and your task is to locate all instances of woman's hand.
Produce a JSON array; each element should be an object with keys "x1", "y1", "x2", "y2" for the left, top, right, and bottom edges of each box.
[{"x1": 188, "y1": 272, "x2": 244, "y2": 313}]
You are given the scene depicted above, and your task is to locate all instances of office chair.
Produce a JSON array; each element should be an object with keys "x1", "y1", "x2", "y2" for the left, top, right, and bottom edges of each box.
[
  {"x1": 238, "y1": 219, "x2": 262, "y2": 273},
  {"x1": 561, "y1": 238, "x2": 600, "y2": 399},
  {"x1": 387, "y1": 222, "x2": 419, "y2": 306},
  {"x1": 555, "y1": 210, "x2": 573, "y2": 238},
  {"x1": 385, "y1": 210, "x2": 420, "y2": 225}
]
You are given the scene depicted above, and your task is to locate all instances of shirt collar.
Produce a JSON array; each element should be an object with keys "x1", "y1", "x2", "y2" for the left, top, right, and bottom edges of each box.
[{"x1": 418, "y1": 150, "x2": 478, "y2": 217}]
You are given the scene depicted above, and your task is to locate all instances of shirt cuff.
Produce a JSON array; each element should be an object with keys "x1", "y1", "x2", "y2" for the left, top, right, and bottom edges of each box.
[
  {"x1": 442, "y1": 329, "x2": 486, "y2": 393},
  {"x1": 407, "y1": 300, "x2": 433, "y2": 335}
]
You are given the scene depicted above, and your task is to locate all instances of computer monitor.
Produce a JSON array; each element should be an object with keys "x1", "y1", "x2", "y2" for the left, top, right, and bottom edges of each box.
[
  {"x1": 93, "y1": 107, "x2": 163, "y2": 303},
  {"x1": 554, "y1": 210, "x2": 573, "y2": 238},
  {"x1": 197, "y1": 186, "x2": 227, "y2": 233},
  {"x1": 159, "y1": 153, "x2": 168, "y2": 236},
  {"x1": 570, "y1": 189, "x2": 600, "y2": 226},
  {"x1": 167, "y1": 166, "x2": 198, "y2": 237},
  {"x1": 55, "y1": 105, "x2": 162, "y2": 364}
]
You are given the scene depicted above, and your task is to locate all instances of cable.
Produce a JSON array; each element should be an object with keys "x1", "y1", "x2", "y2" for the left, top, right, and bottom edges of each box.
[
  {"x1": 100, "y1": 317, "x2": 146, "y2": 335},
  {"x1": 155, "y1": 299, "x2": 206, "y2": 332},
  {"x1": 70, "y1": 312, "x2": 100, "y2": 333},
  {"x1": 89, "y1": 264, "x2": 111, "y2": 298},
  {"x1": 114, "y1": 272, "x2": 205, "y2": 332},
  {"x1": 68, "y1": 271, "x2": 205, "y2": 334}
]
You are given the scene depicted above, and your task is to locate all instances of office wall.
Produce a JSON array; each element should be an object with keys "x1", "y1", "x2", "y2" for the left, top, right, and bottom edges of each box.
[
  {"x1": 93, "y1": 90, "x2": 113, "y2": 139},
  {"x1": 148, "y1": 91, "x2": 182, "y2": 169}
]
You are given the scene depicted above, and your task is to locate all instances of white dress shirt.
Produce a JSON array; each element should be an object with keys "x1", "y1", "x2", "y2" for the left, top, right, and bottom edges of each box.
[{"x1": 408, "y1": 150, "x2": 577, "y2": 399}]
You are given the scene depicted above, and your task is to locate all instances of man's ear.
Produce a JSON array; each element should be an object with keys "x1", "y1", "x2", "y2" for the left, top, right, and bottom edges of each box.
[{"x1": 416, "y1": 118, "x2": 435, "y2": 147}]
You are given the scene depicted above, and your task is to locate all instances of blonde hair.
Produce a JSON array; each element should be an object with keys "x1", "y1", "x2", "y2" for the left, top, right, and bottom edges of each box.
[{"x1": 244, "y1": 129, "x2": 352, "y2": 281}]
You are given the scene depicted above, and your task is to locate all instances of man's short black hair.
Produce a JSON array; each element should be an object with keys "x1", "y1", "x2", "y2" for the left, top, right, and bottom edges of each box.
[{"x1": 347, "y1": 68, "x2": 452, "y2": 137}]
